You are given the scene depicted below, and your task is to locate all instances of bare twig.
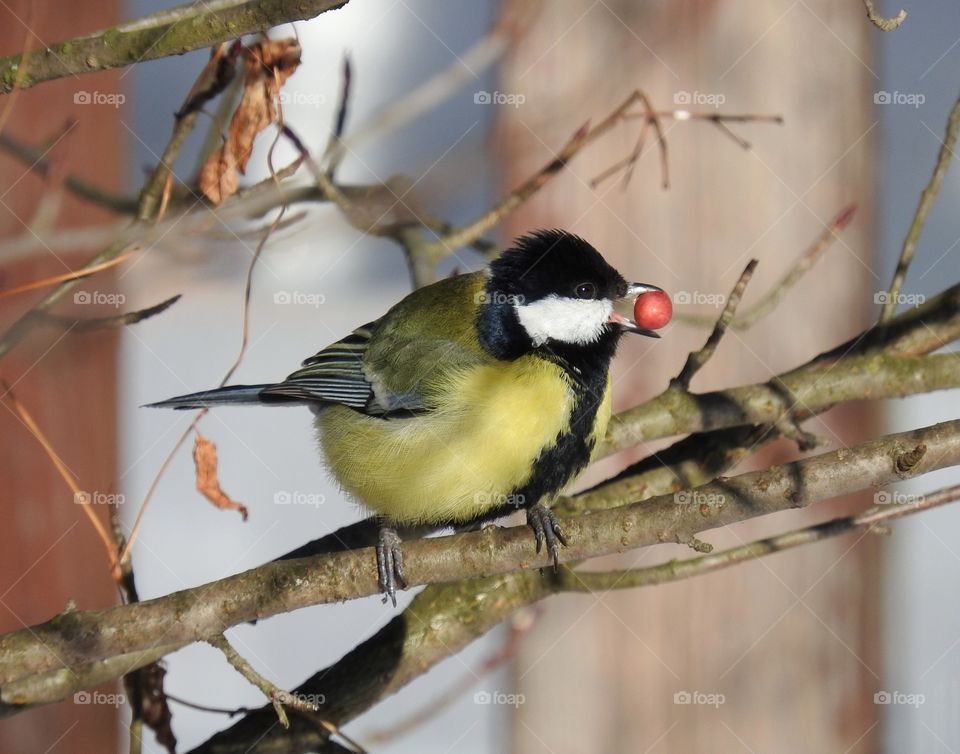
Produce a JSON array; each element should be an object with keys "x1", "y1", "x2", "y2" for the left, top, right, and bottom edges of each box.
[
  {"x1": 0, "y1": 250, "x2": 136, "y2": 299},
  {"x1": 0, "y1": 132, "x2": 139, "y2": 213},
  {"x1": 672, "y1": 259, "x2": 759, "y2": 389},
  {"x1": 139, "y1": 41, "x2": 242, "y2": 221},
  {"x1": 426, "y1": 91, "x2": 640, "y2": 256},
  {"x1": 863, "y1": 0, "x2": 907, "y2": 31},
  {"x1": 208, "y1": 635, "x2": 316, "y2": 728},
  {"x1": 35, "y1": 295, "x2": 181, "y2": 332},
  {"x1": 0, "y1": 382, "x2": 119, "y2": 577},
  {"x1": 880, "y1": 94, "x2": 960, "y2": 322},
  {"x1": 323, "y1": 55, "x2": 352, "y2": 176},
  {"x1": 343, "y1": 19, "x2": 511, "y2": 152},
  {"x1": 673, "y1": 204, "x2": 857, "y2": 330}
]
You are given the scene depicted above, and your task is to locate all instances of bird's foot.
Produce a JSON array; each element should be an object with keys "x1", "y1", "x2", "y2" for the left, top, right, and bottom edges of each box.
[
  {"x1": 526, "y1": 502, "x2": 567, "y2": 570},
  {"x1": 376, "y1": 524, "x2": 407, "y2": 607}
]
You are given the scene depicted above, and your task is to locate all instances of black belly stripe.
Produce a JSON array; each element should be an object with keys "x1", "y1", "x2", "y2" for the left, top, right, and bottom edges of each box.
[{"x1": 455, "y1": 331, "x2": 621, "y2": 527}]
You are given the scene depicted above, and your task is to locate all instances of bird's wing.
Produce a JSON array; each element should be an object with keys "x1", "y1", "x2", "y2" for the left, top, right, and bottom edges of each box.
[
  {"x1": 259, "y1": 322, "x2": 378, "y2": 410},
  {"x1": 261, "y1": 272, "x2": 490, "y2": 416}
]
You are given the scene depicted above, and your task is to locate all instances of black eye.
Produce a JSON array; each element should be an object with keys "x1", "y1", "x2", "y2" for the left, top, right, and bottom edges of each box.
[{"x1": 575, "y1": 282, "x2": 597, "y2": 299}]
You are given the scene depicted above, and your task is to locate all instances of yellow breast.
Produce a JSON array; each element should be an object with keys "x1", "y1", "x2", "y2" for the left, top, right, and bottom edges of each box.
[{"x1": 316, "y1": 356, "x2": 601, "y2": 525}]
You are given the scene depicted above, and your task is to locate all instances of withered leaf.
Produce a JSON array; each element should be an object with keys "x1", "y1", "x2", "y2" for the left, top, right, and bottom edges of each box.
[
  {"x1": 193, "y1": 432, "x2": 249, "y2": 520},
  {"x1": 199, "y1": 38, "x2": 302, "y2": 204}
]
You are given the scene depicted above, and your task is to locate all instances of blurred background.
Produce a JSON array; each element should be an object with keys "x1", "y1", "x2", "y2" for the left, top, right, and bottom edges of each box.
[{"x1": 1, "y1": 0, "x2": 959, "y2": 751}]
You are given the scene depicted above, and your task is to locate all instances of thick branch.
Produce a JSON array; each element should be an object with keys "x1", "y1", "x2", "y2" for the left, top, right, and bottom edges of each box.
[
  {"x1": 0, "y1": 0, "x2": 349, "y2": 95},
  {"x1": 1, "y1": 419, "x2": 958, "y2": 702},
  {"x1": 603, "y1": 351, "x2": 960, "y2": 456}
]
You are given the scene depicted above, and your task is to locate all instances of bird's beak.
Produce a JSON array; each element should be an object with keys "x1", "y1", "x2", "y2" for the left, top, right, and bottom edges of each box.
[
  {"x1": 608, "y1": 282, "x2": 665, "y2": 338},
  {"x1": 626, "y1": 283, "x2": 664, "y2": 297}
]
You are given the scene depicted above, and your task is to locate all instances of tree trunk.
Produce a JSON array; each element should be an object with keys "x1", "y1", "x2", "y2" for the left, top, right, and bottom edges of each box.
[{"x1": 498, "y1": 2, "x2": 879, "y2": 751}]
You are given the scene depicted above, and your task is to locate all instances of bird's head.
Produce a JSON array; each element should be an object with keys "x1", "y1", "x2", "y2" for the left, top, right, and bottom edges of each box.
[{"x1": 477, "y1": 229, "x2": 664, "y2": 359}]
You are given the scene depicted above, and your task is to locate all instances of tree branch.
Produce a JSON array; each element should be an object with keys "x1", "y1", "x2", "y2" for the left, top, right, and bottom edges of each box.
[
  {"x1": 0, "y1": 0, "x2": 349, "y2": 95},
  {"x1": 880, "y1": 92, "x2": 960, "y2": 322},
  {"x1": 187, "y1": 475, "x2": 960, "y2": 752},
  {"x1": 1, "y1": 418, "x2": 959, "y2": 706}
]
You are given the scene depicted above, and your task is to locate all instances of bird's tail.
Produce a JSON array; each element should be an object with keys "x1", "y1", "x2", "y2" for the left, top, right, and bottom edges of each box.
[{"x1": 145, "y1": 384, "x2": 303, "y2": 410}]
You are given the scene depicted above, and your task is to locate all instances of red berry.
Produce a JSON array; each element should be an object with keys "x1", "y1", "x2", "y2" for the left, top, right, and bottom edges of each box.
[{"x1": 633, "y1": 290, "x2": 672, "y2": 330}]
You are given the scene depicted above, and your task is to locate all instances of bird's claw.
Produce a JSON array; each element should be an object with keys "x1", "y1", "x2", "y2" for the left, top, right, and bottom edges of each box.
[
  {"x1": 376, "y1": 525, "x2": 407, "y2": 607},
  {"x1": 526, "y1": 502, "x2": 567, "y2": 570}
]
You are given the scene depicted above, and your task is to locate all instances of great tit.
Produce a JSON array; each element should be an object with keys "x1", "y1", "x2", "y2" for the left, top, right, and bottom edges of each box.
[{"x1": 150, "y1": 229, "x2": 665, "y2": 604}]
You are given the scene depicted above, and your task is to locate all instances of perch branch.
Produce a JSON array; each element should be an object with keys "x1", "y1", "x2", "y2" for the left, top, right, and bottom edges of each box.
[
  {"x1": 673, "y1": 204, "x2": 857, "y2": 330},
  {"x1": 186, "y1": 476, "x2": 960, "y2": 752},
  {"x1": 1, "y1": 418, "x2": 959, "y2": 696}
]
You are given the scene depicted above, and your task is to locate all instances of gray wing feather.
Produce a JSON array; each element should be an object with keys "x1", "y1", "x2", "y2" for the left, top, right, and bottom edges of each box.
[{"x1": 259, "y1": 322, "x2": 426, "y2": 414}]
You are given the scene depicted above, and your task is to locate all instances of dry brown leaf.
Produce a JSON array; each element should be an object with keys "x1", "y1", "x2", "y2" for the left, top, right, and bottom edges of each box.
[
  {"x1": 193, "y1": 433, "x2": 249, "y2": 520},
  {"x1": 199, "y1": 38, "x2": 302, "y2": 204}
]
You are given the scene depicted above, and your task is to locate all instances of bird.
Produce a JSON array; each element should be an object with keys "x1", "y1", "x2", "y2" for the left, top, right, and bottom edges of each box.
[{"x1": 149, "y1": 229, "x2": 666, "y2": 605}]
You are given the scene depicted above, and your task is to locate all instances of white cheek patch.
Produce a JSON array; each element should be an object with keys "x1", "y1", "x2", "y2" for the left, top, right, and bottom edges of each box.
[{"x1": 514, "y1": 295, "x2": 613, "y2": 346}]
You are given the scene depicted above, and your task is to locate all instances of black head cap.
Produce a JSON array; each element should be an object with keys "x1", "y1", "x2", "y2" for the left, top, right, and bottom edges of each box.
[{"x1": 487, "y1": 229, "x2": 628, "y2": 303}]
